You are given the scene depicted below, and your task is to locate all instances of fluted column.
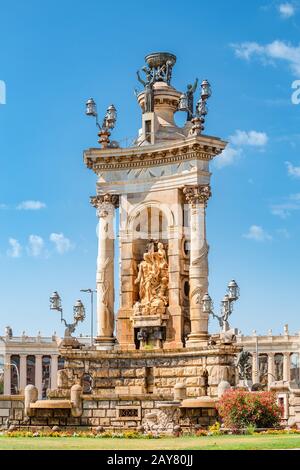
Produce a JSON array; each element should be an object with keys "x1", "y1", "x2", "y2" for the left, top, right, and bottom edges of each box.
[
  {"x1": 19, "y1": 355, "x2": 27, "y2": 393},
  {"x1": 252, "y1": 353, "x2": 258, "y2": 383},
  {"x1": 35, "y1": 355, "x2": 43, "y2": 399},
  {"x1": 3, "y1": 354, "x2": 11, "y2": 395},
  {"x1": 184, "y1": 185, "x2": 211, "y2": 346},
  {"x1": 91, "y1": 194, "x2": 119, "y2": 350},
  {"x1": 51, "y1": 355, "x2": 58, "y2": 389},
  {"x1": 283, "y1": 352, "x2": 290, "y2": 381},
  {"x1": 268, "y1": 353, "x2": 275, "y2": 388}
]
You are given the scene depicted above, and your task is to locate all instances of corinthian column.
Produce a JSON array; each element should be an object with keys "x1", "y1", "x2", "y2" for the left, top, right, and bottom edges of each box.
[
  {"x1": 90, "y1": 194, "x2": 119, "y2": 350},
  {"x1": 183, "y1": 185, "x2": 211, "y2": 347}
]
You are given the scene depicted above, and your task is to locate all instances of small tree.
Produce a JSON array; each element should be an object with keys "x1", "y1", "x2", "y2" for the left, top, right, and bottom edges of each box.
[{"x1": 217, "y1": 389, "x2": 282, "y2": 429}]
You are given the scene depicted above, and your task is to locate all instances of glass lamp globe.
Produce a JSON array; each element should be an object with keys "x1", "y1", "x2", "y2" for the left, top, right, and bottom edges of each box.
[
  {"x1": 227, "y1": 280, "x2": 239, "y2": 301},
  {"x1": 50, "y1": 291, "x2": 61, "y2": 311},
  {"x1": 202, "y1": 293, "x2": 212, "y2": 314},
  {"x1": 201, "y1": 80, "x2": 212, "y2": 100},
  {"x1": 178, "y1": 93, "x2": 188, "y2": 111},
  {"x1": 105, "y1": 104, "x2": 117, "y2": 128},
  {"x1": 73, "y1": 299, "x2": 85, "y2": 322},
  {"x1": 86, "y1": 98, "x2": 97, "y2": 117}
]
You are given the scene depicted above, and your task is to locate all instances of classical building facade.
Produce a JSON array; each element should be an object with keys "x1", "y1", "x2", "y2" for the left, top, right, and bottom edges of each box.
[
  {"x1": 0, "y1": 329, "x2": 89, "y2": 398},
  {"x1": 236, "y1": 325, "x2": 300, "y2": 388}
]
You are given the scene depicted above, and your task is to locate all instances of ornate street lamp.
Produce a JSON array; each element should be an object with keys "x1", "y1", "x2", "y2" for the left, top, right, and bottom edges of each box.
[
  {"x1": 85, "y1": 98, "x2": 117, "y2": 148},
  {"x1": 49, "y1": 291, "x2": 85, "y2": 338},
  {"x1": 202, "y1": 280, "x2": 240, "y2": 332}
]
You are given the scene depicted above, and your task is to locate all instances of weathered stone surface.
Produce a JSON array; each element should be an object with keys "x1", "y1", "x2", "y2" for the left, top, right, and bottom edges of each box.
[
  {"x1": 99, "y1": 418, "x2": 110, "y2": 426},
  {"x1": 83, "y1": 401, "x2": 97, "y2": 409},
  {"x1": 14, "y1": 409, "x2": 23, "y2": 420},
  {"x1": 0, "y1": 401, "x2": 11, "y2": 408},
  {"x1": 142, "y1": 402, "x2": 154, "y2": 409},
  {"x1": 93, "y1": 409, "x2": 106, "y2": 418},
  {"x1": 109, "y1": 369, "x2": 121, "y2": 378},
  {"x1": 97, "y1": 401, "x2": 110, "y2": 408}
]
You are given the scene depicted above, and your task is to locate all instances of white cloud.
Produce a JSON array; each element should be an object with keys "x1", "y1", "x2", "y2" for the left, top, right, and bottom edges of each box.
[
  {"x1": 286, "y1": 161, "x2": 300, "y2": 178},
  {"x1": 0, "y1": 203, "x2": 7, "y2": 209},
  {"x1": 50, "y1": 233, "x2": 73, "y2": 254},
  {"x1": 214, "y1": 146, "x2": 241, "y2": 168},
  {"x1": 229, "y1": 130, "x2": 268, "y2": 147},
  {"x1": 243, "y1": 225, "x2": 272, "y2": 242},
  {"x1": 216, "y1": 129, "x2": 268, "y2": 169},
  {"x1": 278, "y1": 3, "x2": 295, "y2": 18},
  {"x1": 232, "y1": 40, "x2": 300, "y2": 76},
  {"x1": 7, "y1": 238, "x2": 22, "y2": 258},
  {"x1": 17, "y1": 200, "x2": 46, "y2": 210},
  {"x1": 271, "y1": 193, "x2": 300, "y2": 218},
  {"x1": 27, "y1": 235, "x2": 44, "y2": 257}
]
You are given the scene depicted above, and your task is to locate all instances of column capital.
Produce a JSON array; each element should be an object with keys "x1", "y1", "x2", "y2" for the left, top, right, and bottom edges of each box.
[
  {"x1": 90, "y1": 194, "x2": 119, "y2": 217},
  {"x1": 183, "y1": 185, "x2": 211, "y2": 207}
]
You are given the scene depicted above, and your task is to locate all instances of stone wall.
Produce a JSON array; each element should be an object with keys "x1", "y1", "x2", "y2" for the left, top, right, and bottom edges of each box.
[
  {"x1": 0, "y1": 395, "x2": 24, "y2": 428},
  {"x1": 56, "y1": 345, "x2": 238, "y2": 399},
  {"x1": 0, "y1": 395, "x2": 217, "y2": 432},
  {"x1": 0, "y1": 345, "x2": 236, "y2": 432}
]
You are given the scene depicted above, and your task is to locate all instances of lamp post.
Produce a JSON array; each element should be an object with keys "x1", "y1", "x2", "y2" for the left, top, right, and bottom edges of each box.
[
  {"x1": 49, "y1": 291, "x2": 86, "y2": 338},
  {"x1": 202, "y1": 280, "x2": 240, "y2": 332},
  {"x1": 80, "y1": 288, "x2": 96, "y2": 346},
  {"x1": 86, "y1": 98, "x2": 117, "y2": 148}
]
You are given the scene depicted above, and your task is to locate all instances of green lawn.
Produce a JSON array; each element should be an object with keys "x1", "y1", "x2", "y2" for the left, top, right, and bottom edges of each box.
[{"x1": 0, "y1": 434, "x2": 300, "y2": 450}]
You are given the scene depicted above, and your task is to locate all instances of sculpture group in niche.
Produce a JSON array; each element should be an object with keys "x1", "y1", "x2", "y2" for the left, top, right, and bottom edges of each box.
[{"x1": 134, "y1": 242, "x2": 169, "y2": 316}]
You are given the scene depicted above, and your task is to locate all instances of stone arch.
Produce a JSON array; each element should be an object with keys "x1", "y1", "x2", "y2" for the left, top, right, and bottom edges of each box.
[{"x1": 126, "y1": 200, "x2": 175, "y2": 235}]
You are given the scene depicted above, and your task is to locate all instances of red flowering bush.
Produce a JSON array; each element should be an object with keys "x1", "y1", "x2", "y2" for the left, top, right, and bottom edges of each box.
[{"x1": 216, "y1": 389, "x2": 282, "y2": 429}]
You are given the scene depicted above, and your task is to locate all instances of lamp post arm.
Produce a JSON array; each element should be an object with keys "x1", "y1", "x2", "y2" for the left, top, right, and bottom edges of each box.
[
  {"x1": 210, "y1": 311, "x2": 223, "y2": 329},
  {"x1": 95, "y1": 116, "x2": 101, "y2": 130}
]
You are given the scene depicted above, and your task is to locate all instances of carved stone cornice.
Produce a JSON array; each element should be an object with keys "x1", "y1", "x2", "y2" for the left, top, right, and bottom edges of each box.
[
  {"x1": 84, "y1": 136, "x2": 227, "y2": 174},
  {"x1": 90, "y1": 194, "x2": 119, "y2": 218},
  {"x1": 183, "y1": 185, "x2": 212, "y2": 207}
]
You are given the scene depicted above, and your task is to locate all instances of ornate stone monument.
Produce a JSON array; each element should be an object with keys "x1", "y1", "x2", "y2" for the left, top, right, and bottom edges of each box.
[
  {"x1": 22, "y1": 53, "x2": 241, "y2": 432},
  {"x1": 85, "y1": 52, "x2": 227, "y2": 351}
]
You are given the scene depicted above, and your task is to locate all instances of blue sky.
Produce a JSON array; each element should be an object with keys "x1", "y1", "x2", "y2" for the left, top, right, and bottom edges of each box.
[{"x1": 0, "y1": 0, "x2": 300, "y2": 337}]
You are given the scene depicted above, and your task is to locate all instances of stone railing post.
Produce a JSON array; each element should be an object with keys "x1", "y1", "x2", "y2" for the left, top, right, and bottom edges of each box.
[
  {"x1": 70, "y1": 384, "x2": 83, "y2": 417},
  {"x1": 24, "y1": 384, "x2": 38, "y2": 417}
]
